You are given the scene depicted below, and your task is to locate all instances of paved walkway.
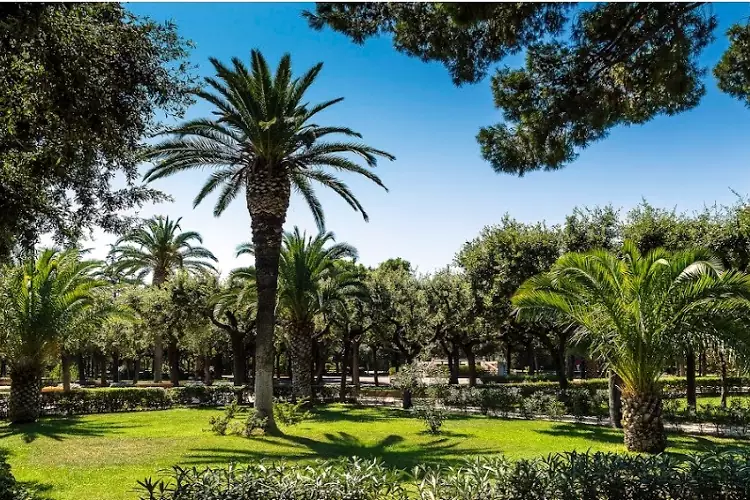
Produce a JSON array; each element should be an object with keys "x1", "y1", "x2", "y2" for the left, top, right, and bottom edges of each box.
[{"x1": 355, "y1": 395, "x2": 750, "y2": 439}]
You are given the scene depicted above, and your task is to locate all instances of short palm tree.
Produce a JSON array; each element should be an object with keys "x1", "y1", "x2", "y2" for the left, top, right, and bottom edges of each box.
[
  {"x1": 142, "y1": 49, "x2": 394, "y2": 426},
  {"x1": 0, "y1": 249, "x2": 105, "y2": 423},
  {"x1": 512, "y1": 242, "x2": 750, "y2": 453},
  {"x1": 232, "y1": 228, "x2": 361, "y2": 400},
  {"x1": 109, "y1": 215, "x2": 217, "y2": 381}
]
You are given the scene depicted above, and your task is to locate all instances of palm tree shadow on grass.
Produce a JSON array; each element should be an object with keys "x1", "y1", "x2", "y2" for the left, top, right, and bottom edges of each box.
[
  {"x1": 537, "y1": 423, "x2": 750, "y2": 456},
  {"x1": 308, "y1": 405, "x2": 406, "y2": 424},
  {"x1": 186, "y1": 431, "x2": 495, "y2": 470},
  {"x1": 0, "y1": 417, "x2": 132, "y2": 443}
]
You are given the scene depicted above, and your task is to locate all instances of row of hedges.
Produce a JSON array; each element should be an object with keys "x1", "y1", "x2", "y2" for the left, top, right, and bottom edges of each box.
[
  {"x1": 138, "y1": 451, "x2": 750, "y2": 500},
  {"x1": 0, "y1": 384, "x2": 350, "y2": 419},
  {"x1": 664, "y1": 398, "x2": 750, "y2": 436}
]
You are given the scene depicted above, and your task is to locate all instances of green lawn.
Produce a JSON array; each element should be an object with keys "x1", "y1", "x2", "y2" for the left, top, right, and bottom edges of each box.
[{"x1": 2, "y1": 405, "x2": 749, "y2": 500}]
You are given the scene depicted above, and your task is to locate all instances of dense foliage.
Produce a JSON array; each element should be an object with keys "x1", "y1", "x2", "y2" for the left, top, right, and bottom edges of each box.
[
  {"x1": 0, "y1": 3, "x2": 195, "y2": 258},
  {"x1": 138, "y1": 451, "x2": 750, "y2": 500},
  {"x1": 305, "y1": 3, "x2": 750, "y2": 174}
]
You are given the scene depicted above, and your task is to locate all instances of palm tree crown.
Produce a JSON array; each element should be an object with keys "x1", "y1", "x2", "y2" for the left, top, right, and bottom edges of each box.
[
  {"x1": 0, "y1": 248, "x2": 104, "y2": 368},
  {"x1": 142, "y1": 49, "x2": 395, "y2": 229},
  {"x1": 110, "y1": 216, "x2": 217, "y2": 285},
  {"x1": 232, "y1": 228, "x2": 361, "y2": 322},
  {"x1": 512, "y1": 241, "x2": 750, "y2": 396}
]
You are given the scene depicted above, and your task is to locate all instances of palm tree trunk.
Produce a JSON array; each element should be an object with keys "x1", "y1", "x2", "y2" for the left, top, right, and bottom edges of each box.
[
  {"x1": 230, "y1": 331, "x2": 246, "y2": 386},
  {"x1": 248, "y1": 177, "x2": 289, "y2": 432},
  {"x1": 609, "y1": 370, "x2": 622, "y2": 428},
  {"x1": 289, "y1": 322, "x2": 313, "y2": 401},
  {"x1": 621, "y1": 391, "x2": 666, "y2": 453},
  {"x1": 9, "y1": 362, "x2": 42, "y2": 424}
]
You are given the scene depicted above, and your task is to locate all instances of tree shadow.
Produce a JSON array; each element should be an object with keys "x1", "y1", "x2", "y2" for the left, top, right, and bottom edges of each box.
[
  {"x1": 537, "y1": 423, "x2": 750, "y2": 456},
  {"x1": 536, "y1": 423, "x2": 624, "y2": 446},
  {"x1": 0, "y1": 417, "x2": 132, "y2": 443},
  {"x1": 185, "y1": 431, "x2": 494, "y2": 470},
  {"x1": 309, "y1": 405, "x2": 405, "y2": 424}
]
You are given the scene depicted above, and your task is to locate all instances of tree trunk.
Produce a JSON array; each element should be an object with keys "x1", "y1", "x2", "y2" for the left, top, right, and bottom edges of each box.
[
  {"x1": 719, "y1": 348, "x2": 728, "y2": 408},
  {"x1": 77, "y1": 353, "x2": 86, "y2": 385},
  {"x1": 61, "y1": 353, "x2": 72, "y2": 393},
  {"x1": 699, "y1": 351, "x2": 706, "y2": 377},
  {"x1": 99, "y1": 355, "x2": 107, "y2": 386},
  {"x1": 230, "y1": 331, "x2": 247, "y2": 386},
  {"x1": 609, "y1": 370, "x2": 622, "y2": 428},
  {"x1": 463, "y1": 345, "x2": 477, "y2": 387},
  {"x1": 0, "y1": 359, "x2": 6, "y2": 378},
  {"x1": 289, "y1": 322, "x2": 313, "y2": 401},
  {"x1": 372, "y1": 345, "x2": 379, "y2": 386},
  {"x1": 505, "y1": 343, "x2": 512, "y2": 375},
  {"x1": 153, "y1": 334, "x2": 164, "y2": 383},
  {"x1": 526, "y1": 342, "x2": 536, "y2": 375},
  {"x1": 402, "y1": 388, "x2": 413, "y2": 409},
  {"x1": 9, "y1": 363, "x2": 42, "y2": 424},
  {"x1": 112, "y1": 351, "x2": 120, "y2": 383},
  {"x1": 134, "y1": 358, "x2": 140, "y2": 383},
  {"x1": 448, "y1": 344, "x2": 460, "y2": 384},
  {"x1": 275, "y1": 352, "x2": 281, "y2": 380},
  {"x1": 686, "y1": 347, "x2": 697, "y2": 410},
  {"x1": 202, "y1": 354, "x2": 213, "y2": 385},
  {"x1": 621, "y1": 392, "x2": 666, "y2": 453},
  {"x1": 249, "y1": 177, "x2": 289, "y2": 432},
  {"x1": 566, "y1": 354, "x2": 575, "y2": 381},
  {"x1": 168, "y1": 339, "x2": 180, "y2": 386},
  {"x1": 340, "y1": 337, "x2": 350, "y2": 401},
  {"x1": 551, "y1": 344, "x2": 569, "y2": 390},
  {"x1": 352, "y1": 338, "x2": 361, "y2": 397}
]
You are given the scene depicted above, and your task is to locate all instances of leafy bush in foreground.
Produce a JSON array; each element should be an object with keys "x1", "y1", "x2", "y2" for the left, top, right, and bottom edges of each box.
[
  {"x1": 138, "y1": 451, "x2": 750, "y2": 500},
  {"x1": 137, "y1": 458, "x2": 407, "y2": 500},
  {"x1": 0, "y1": 455, "x2": 35, "y2": 500}
]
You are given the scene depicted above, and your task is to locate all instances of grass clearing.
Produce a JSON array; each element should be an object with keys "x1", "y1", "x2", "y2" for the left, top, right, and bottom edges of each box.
[{"x1": 2, "y1": 405, "x2": 749, "y2": 500}]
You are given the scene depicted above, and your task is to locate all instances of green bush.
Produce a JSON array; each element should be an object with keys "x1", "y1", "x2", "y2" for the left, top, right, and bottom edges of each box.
[
  {"x1": 414, "y1": 403, "x2": 445, "y2": 434},
  {"x1": 273, "y1": 399, "x2": 311, "y2": 427},
  {"x1": 0, "y1": 455, "x2": 34, "y2": 500},
  {"x1": 138, "y1": 451, "x2": 750, "y2": 500},
  {"x1": 137, "y1": 457, "x2": 407, "y2": 500}
]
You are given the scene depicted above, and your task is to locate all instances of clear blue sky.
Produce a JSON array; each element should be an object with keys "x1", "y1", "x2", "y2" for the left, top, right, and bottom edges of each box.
[{"x1": 90, "y1": 2, "x2": 750, "y2": 274}]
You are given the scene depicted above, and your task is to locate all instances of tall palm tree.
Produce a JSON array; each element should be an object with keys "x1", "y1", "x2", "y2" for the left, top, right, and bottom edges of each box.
[
  {"x1": 0, "y1": 249, "x2": 105, "y2": 423},
  {"x1": 512, "y1": 242, "x2": 750, "y2": 453},
  {"x1": 142, "y1": 50, "x2": 394, "y2": 427},
  {"x1": 109, "y1": 215, "x2": 217, "y2": 382},
  {"x1": 232, "y1": 228, "x2": 361, "y2": 400}
]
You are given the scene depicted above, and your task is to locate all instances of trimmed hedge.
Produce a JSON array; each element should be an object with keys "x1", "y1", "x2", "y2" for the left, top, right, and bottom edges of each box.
[
  {"x1": 138, "y1": 451, "x2": 750, "y2": 500},
  {"x1": 0, "y1": 384, "x2": 348, "y2": 419}
]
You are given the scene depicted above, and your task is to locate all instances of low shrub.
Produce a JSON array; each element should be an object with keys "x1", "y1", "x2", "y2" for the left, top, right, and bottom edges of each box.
[
  {"x1": 273, "y1": 399, "x2": 312, "y2": 427},
  {"x1": 138, "y1": 451, "x2": 750, "y2": 500},
  {"x1": 138, "y1": 457, "x2": 407, "y2": 500},
  {"x1": 207, "y1": 400, "x2": 239, "y2": 436},
  {"x1": 415, "y1": 403, "x2": 446, "y2": 434}
]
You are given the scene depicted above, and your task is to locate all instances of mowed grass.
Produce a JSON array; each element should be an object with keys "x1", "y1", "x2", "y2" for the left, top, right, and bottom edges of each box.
[{"x1": 2, "y1": 405, "x2": 750, "y2": 500}]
